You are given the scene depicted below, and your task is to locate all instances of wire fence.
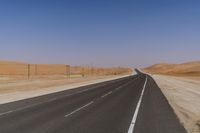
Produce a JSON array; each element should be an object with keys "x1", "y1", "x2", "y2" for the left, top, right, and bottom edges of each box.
[
  {"x1": 0, "y1": 63, "x2": 132, "y2": 80},
  {"x1": 0, "y1": 63, "x2": 70, "y2": 79}
]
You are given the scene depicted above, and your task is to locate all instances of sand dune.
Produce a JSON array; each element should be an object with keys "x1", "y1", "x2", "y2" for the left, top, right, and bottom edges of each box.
[{"x1": 142, "y1": 61, "x2": 200, "y2": 76}]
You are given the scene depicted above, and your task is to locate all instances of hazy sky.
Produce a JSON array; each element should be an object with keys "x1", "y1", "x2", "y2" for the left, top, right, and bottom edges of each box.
[{"x1": 0, "y1": 0, "x2": 200, "y2": 68}]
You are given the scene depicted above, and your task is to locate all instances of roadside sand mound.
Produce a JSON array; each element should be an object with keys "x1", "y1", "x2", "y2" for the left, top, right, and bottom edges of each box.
[
  {"x1": 153, "y1": 75, "x2": 200, "y2": 133},
  {"x1": 143, "y1": 61, "x2": 200, "y2": 76}
]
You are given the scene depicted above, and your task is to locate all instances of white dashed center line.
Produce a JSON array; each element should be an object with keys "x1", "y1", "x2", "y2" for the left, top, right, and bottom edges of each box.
[
  {"x1": 64, "y1": 101, "x2": 94, "y2": 118},
  {"x1": 101, "y1": 91, "x2": 113, "y2": 98}
]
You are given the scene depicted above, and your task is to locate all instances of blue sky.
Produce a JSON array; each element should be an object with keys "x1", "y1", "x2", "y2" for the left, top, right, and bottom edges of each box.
[{"x1": 0, "y1": 0, "x2": 200, "y2": 68}]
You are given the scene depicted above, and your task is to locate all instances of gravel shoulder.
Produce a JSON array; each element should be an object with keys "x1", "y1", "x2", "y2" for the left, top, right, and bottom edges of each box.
[{"x1": 152, "y1": 75, "x2": 200, "y2": 133}]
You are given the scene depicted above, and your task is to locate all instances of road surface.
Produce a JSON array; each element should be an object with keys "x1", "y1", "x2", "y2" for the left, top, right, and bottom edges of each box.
[{"x1": 0, "y1": 73, "x2": 186, "y2": 133}]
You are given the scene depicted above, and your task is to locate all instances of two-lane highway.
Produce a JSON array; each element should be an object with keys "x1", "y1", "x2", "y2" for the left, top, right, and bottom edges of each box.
[{"x1": 0, "y1": 74, "x2": 186, "y2": 133}]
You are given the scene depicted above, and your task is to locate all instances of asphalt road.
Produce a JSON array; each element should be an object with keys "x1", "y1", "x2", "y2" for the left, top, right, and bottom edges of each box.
[{"x1": 0, "y1": 73, "x2": 187, "y2": 133}]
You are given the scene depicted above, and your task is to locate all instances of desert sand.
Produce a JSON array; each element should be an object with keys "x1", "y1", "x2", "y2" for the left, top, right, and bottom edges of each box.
[
  {"x1": 143, "y1": 61, "x2": 200, "y2": 133},
  {"x1": 153, "y1": 75, "x2": 200, "y2": 133}
]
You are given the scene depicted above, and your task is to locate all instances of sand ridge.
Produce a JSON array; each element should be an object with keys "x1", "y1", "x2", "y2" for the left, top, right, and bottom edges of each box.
[{"x1": 143, "y1": 61, "x2": 200, "y2": 76}]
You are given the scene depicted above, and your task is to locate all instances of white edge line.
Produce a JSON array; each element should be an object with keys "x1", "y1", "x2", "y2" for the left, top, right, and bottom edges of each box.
[
  {"x1": 0, "y1": 75, "x2": 140, "y2": 117},
  {"x1": 127, "y1": 75, "x2": 148, "y2": 133},
  {"x1": 64, "y1": 101, "x2": 94, "y2": 118}
]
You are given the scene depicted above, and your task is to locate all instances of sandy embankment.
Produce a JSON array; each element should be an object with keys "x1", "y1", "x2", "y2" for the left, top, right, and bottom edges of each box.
[
  {"x1": 0, "y1": 74, "x2": 133, "y2": 104},
  {"x1": 152, "y1": 75, "x2": 200, "y2": 133}
]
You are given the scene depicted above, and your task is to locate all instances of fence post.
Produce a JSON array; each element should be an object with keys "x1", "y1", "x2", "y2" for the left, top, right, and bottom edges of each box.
[
  {"x1": 28, "y1": 64, "x2": 30, "y2": 80},
  {"x1": 69, "y1": 66, "x2": 71, "y2": 78},
  {"x1": 66, "y1": 65, "x2": 70, "y2": 78},
  {"x1": 65, "y1": 65, "x2": 67, "y2": 76},
  {"x1": 35, "y1": 64, "x2": 37, "y2": 76}
]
